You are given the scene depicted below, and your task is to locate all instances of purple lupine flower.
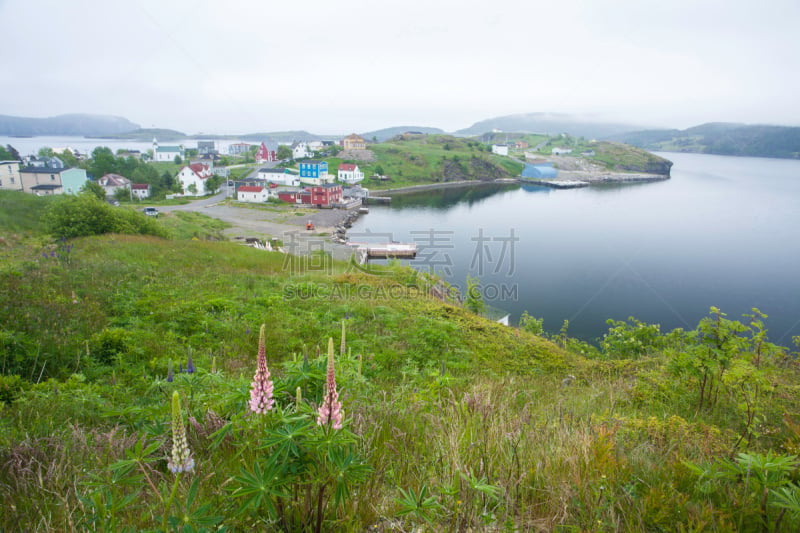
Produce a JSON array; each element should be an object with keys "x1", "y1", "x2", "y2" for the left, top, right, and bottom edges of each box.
[
  {"x1": 248, "y1": 324, "x2": 275, "y2": 414},
  {"x1": 166, "y1": 360, "x2": 174, "y2": 382},
  {"x1": 317, "y1": 338, "x2": 343, "y2": 430},
  {"x1": 186, "y1": 350, "x2": 195, "y2": 374},
  {"x1": 167, "y1": 391, "x2": 194, "y2": 474}
]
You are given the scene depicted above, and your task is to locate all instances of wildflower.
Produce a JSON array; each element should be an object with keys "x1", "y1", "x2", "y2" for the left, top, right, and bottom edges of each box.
[
  {"x1": 186, "y1": 349, "x2": 195, "y2": 374},
  {"x1": 166, "y1": 360, "x2": 174, "y2": 382},
  {"x1": 341, "y1": 320, "x2": 346, "y2": 356},
  {"x1": 317, "y1": 338, "x2": 343, "y2": 430},
  {"x1": 167, "y1": 391, "x2": 194, "y2": 474},
  {"x1": 248, "y1": 324, "x2": 275, "y2": 413}
]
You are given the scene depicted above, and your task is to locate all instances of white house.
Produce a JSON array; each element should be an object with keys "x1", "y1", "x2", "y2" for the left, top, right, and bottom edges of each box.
[
  {"x1": 153, "y1": 138, "x2": 185, "y2": 162},
  {"x1": 308, "y1": 141, "x2": 324, "y2": 152},
  {"x1": 551, "y1": 147, "x2": 573, "y2": 155},
  {"x1": 257, "y1": 167, "x2": 300, "y2": 187},
  {"x1": 491, "y1": 144, "x2": 509, "y2": 156},
  {"x1": 337, "y1": 163, "x2": 364, "y2": 184},
  {"x1": 0, "y1": 160, "x2": 22, "y2": 191},
  {"x1": 237, "y1": 185, "x2": 272, "y2": 203},
  {"x1": 292, "y1": 142, "x2": 311, "y2": 160},
  {"x1": 131, "y1": 183, "x2": 150, "y2": 199},
  {"x1": 176, "y1": 163, "x2": 213, "y2": 196},
  {"x1": 98, "y1": 173, "x2": 131, "y2": 197}
]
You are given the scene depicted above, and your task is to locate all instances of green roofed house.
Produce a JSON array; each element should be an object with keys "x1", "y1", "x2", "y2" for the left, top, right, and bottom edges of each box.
[{"x1": 152, "y1": 138, "x2": 184, "y2": 162}]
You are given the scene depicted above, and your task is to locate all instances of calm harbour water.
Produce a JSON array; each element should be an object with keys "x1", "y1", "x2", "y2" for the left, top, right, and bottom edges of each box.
[{"x1": 350, "y1": 152, "x2": 800, "y2": 344}]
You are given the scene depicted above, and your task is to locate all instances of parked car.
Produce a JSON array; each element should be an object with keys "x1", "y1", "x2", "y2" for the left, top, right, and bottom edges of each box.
[{"x1": 143, "y1": 207, "x2": 159, "y2": 218}]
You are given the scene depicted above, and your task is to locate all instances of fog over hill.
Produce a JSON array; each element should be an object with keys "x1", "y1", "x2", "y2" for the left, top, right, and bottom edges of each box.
[
  {"x1": 0, "y1": 114, "x2": 140, "y2": 136},
  {"x1": 456, "y1": 112, "x2": 644, "y2": 138}
]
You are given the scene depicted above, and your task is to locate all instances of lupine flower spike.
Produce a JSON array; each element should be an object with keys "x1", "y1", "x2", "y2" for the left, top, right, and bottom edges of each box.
[
  {"x1": 166, "y1": 360, "x2": 174, "y2": 383},
  {"x1": 248, "y1": 324, "x2": 275, "y2": 414},
  {"x1": 186, "y1": 348, "x2": 195, "y2": 374},
  {"x1": 341, "y1": 320, "x2": 346, "y2": 356},
  {"x1": 317, "y1": 338, "x2": 343, "y2": 429},
  {"x1": 167, "y1": 391, "x2": 194, "y2": 474}
]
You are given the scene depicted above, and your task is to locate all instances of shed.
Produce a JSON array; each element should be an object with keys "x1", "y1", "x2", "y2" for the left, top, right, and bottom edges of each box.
[{"x1": 521, "y1": 162, "x2": 558, "y2": 179}]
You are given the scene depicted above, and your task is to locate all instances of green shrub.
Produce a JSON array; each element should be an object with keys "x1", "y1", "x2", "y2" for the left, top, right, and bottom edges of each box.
[{"x1": 44, "y1": 194, "x2": 168, "y2": 239}]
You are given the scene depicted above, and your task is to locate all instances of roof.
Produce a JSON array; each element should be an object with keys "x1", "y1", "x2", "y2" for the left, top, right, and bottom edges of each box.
[
  {"x1": 338, "y1": 163, "x2": 357, "y2": 171},
  {"x1": 300, "y1": 160, "x2": 326, "y2": 165},
  {"x1": 156, "y1": 146, "x2": 182, "y2": 153},
  {"x1": 30, "y1": 184, "x2": 62, "y2": 190},
  {"x1": 189, "y1": 163, "x2": 210, "y2": 173},
  {"x1": 345, "y1": 133, "x2": 364, "y2": 140},
  {"x1": 131, "y1": 183, "x2": 150, "y2": 190},
  {"x1": 238, "y1": 186, "x2": 265, "y2": 193},
  {"x1": 21, "y1": 166, "x2": 66, "y2": 174},
  {"x1": 100, "y1": 174, "x2": 130, "y2": 187},
  {"x1": 0, "y1": 160, "x2": 20, "y2": 165}
]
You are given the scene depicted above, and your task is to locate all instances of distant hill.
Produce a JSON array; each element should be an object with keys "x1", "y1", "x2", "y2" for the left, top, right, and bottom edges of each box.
[
  {"x1": 360, "y1": 126, "x2": 445, "y2": 142},
  {"x1": 238, "y1": 131, "x2": 337, "y2": 143},
  {"x1": 0, "y1": 113, "x2": 140, "y2": 136},
  {"x1": 607, "y1": 122, "x2": 800, "y2": 159},
  {"x1": 456, "y1": 112, "x2": 641, "y2": 138},
  {"x1": 91, "y1": 128, "x2": 186, "y2": 141}
]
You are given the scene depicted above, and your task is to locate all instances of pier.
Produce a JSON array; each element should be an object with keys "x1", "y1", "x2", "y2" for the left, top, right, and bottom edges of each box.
[{"x1": 349, "y1": 242, "x2": 418, "y2": 264}]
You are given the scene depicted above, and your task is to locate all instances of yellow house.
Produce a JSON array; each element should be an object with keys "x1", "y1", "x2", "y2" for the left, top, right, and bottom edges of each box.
[{"x1": 342, "y1": 133, "x2": 366, "y2": 150}]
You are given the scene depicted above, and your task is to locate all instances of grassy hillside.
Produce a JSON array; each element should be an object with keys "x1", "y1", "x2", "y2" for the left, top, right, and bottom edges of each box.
[
  {"x1": 2, "y1": 191, "x2": 800, "y2": 531},
  {"x1": 359, "y1": 135, "x2": 524, "y2": 189}
]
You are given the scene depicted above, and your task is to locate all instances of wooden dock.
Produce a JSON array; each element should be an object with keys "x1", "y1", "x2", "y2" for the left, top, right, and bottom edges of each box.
[{"x1": 349, "y1": 242, "x2": 417, "y2": 264}]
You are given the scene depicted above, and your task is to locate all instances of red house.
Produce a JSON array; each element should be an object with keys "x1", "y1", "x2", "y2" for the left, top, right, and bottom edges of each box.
[
  {"x1": 255, "y1": 142, "x2": 277, "y2": 164},
  {"x1": 278, "y1": 184, "x2": 342, "y2": 207}
]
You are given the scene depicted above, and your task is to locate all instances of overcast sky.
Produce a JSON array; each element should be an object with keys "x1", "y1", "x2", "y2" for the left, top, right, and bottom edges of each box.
[{"x1": 2, "y1": 0, "x2": 799, "y2": 134}]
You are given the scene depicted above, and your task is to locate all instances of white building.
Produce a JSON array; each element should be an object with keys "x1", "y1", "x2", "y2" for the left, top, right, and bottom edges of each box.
[
  {"x1": 257, "y1": 167, "x2": 300, "y2": 187},
  {"x1": 291, "y1": 142, "x2": 311, "y2": 160},
  {"x1": 97, "y1": 173, "x2": 131, "y2": 197},
  {"x1": 153, "y1": 138, "x2": 185, "y2": 162},
  {"x1": 491, "y1": 144, "x2": 509, "y2": 156},
  {"x1": 308, "y1": 141, "x2": 323, "y2": 152},
  {"x1": 337, "y1": 163, "x2": 364, "y2": 184},
  {"x1": 551, "y1": 147, "x2": 573, "y2": 155},
  {"x1": 131, "y1": 183, "x2": 150, "y2": 199},
  {"x1": 0, "y1": 160, "x2": 22, "y2": 191},
  {"x1": 237, "y1": 185, "x2": 272, "y2": 203},
  {"x1": 176, "y1": 163, "x2": 213, "y2": 196}
]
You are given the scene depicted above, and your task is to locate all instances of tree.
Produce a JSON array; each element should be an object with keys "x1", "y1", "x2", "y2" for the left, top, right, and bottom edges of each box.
[
  {"x1": 113, "y1": 187, "x2": 131, "y2": 202},
  {"x1": 90, "y1": 147, "x2": 117, "y2": 178},
  {"x1": 60, "y1": 149, "x2": 79, "y2": 168},
  {"x1": 81, "y1": 180, "x2": 108, "y2": 201},
  {"x1": 37, "y1": 147, "x2": 55, "y2": 158},
  {"x1": 464, "y1": 275, "x2": 485, "y2": 315},
  {"x1": 206, "y1": 175, "x2": 223, "y2": 194},
  {"x1": 0, "y1": 146, "x2": 12, "y2": 160},
  {"x1": 161, "y1": 171, "x2": 176, "y2": 191},
  {"x1": 277, "y1": 145, "x2": 292, "y2": 160},
  {"x1": 174, "y1": 155, "x2": 183, "y2": 165}
]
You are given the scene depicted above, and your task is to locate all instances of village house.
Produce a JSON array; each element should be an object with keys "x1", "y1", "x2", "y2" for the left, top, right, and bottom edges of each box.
[
  {"x1": 0, "y1": 160, "x2": 22, "y2": 191},
  {"x1": 551, "y1": 147, "x2": 573, "y2": 155},
  {"x1": 176, "y1": 163, "x2": 213, "y2": 196},
  {"x1": 237, "y1": 185, "x2": 272, "y2": 203},
  {"x1": 278, "y1": 183, "x2": 342, "y2": 207},
  {"x1": 298, "y1": 160, "x2": 331, "y2": 184},
  {"x1": 197, "y1": 141, "x2": 217, "y2": 155},
  {"x1": 515, "y1": 141, "x2": 529, "y2": 149},
  {"x1": 307, "y1": 141, "x2": 324, "y2": 152},
  {"x1": 491, "y1": 144, "x2": 509, "y2": 156},
  {"x1": 341, "y1": 133, "x2": 366, "y2": 150},
  {"x1": 131, "y1": 183, "x2": 150, "y2": 199},
  {"x1": 19, "y1": 165, "x2": 87, "y2": 195},
  {"x1": 152, "y1": 138, "x2": 185, "y2": 162},
  {"x1": 228, "y1": 142, "x2": 251, "y2": 155},
  {"x1": 337, "y1": 163, "x2": 364, "y2": 184},
  {"x1": 255, "y1": 142, "x2": 277, "y2": 164},
  {"x1": 257, "y1": 167, "x2": 300, "y2": 187},
  {"x1": 292, "y1": 141, "x2": 311, "y2": 160},
  {"x1": 98, "y1": 173, "x2": 131, "y2": 197}
]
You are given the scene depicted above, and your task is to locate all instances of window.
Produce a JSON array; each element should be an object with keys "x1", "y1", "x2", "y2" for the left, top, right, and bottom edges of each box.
[{"x1": 51, "y1": 174, "x2": 56, "y2": 181}]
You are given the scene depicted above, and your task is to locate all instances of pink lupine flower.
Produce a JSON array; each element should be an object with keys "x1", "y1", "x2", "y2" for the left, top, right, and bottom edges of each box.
[
  {"x1": 248, "y1": 324, "x2": 275, "y2": 414},
  {"x1": 317, "y1": 338, "x2": 343, "y2": 430},
  {"x1": 167, "y1": 391, "x2": 194, "y2": 474}
]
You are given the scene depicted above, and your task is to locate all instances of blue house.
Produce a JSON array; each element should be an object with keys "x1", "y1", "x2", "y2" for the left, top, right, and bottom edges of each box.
[
  {"x1": 298, "y1": 160, "x2": 330, "y2": 184},
  {"x1": 521, "y1": 162, "x2": 558, "y2": 179}
]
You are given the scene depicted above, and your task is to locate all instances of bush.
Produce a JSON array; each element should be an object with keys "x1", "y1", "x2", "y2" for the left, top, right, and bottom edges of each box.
[{"x1": 44, "y1": 194, "x2": 168, "y2": 239}]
